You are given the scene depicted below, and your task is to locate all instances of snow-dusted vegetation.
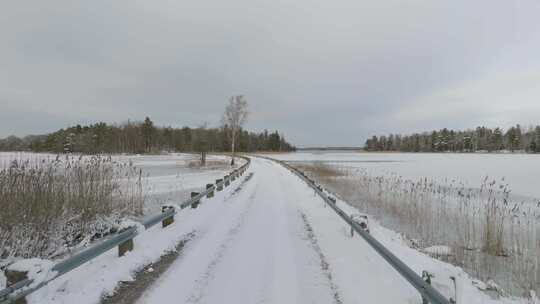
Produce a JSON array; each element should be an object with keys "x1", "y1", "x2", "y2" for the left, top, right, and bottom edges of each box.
[
  {"x1": 0, "y1": 154, "x2": 144, "y2": 260},
  {"x1": 270, "y1": 151, "x2": 540, "y2": 297},
  {"x1": 0, "y1": 152, "x2": 236, "y2": 261}
]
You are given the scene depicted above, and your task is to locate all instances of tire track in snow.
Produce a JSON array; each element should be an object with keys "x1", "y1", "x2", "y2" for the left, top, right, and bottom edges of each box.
[
  {"x1": 185, "y1": 182, "x2": 260, "y2": 303},
  {"x1": 299, "y1": 212, "x2": 343, "y2": 304},
  {"x1": 229, "y1": 172, "x2": 254, "y2": 196}
]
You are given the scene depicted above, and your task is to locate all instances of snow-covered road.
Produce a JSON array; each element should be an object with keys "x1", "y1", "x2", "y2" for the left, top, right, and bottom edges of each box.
[{"x1": 136, "y1": 157, "x2": 422, "y2": 304}]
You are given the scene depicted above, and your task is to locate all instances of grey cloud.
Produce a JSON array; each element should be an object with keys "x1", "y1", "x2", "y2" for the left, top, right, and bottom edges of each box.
[{"x1": 2, "y1": 0, "x2": 540, "y2": 146}]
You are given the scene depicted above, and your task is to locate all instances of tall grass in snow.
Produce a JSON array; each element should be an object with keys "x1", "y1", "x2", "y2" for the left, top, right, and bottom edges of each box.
[
  {"x1": 297, "y1": 162, "x2": 540, "y2": 297},
  {"x1": 0, "y1": 155, "x2": 144, "y2": 259}
]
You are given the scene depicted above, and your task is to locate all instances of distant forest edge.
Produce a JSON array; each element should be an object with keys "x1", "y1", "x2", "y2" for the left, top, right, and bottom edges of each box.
[
  {"x1": 0, "y1": 117, "x2": 296, "y2": 153},
  {"x1": 365, "y1": 125, "x2": 540, "y2": 153}
]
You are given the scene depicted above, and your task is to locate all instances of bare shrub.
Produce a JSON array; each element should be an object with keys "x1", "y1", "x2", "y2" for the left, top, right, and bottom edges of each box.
[{"x1": 0, "y1": 155, "x2": 144, "y2": 259}]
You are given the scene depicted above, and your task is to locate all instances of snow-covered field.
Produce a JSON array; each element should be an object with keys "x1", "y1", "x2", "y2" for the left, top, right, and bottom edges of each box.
[
  {"x1": 267, "y1": 151, "x2": 540, "y2": 200},
  {"x1": 117, "y1": 153, "x2": 244, "y2": 213},
  {"x1": 0, "y1": 151, "x2": 58, "y2": 167}
]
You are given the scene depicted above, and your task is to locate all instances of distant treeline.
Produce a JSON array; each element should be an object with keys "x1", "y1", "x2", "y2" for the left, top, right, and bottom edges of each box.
[
  {"x1": 0, "y1": 117, "x2": 295, "y2": 154},
  {"x1": 365, "y1": 125, "x2": 540, "y2": 153}
]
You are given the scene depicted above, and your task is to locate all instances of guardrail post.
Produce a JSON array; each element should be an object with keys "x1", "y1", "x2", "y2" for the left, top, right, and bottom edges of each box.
[
  {"x1": 161, "y1": 206, "x2": 174, "y2": 227},
  {"x1": 327, "y1": 196, "x2": 336, "y2": 208},
  {"x1": 421, "y1": 271, "x2": 433, "y2": 304},
  {"x1": 216, "y1": 179, "x2": 223, "y2": 191},
  {"x1": 5, "y1": 268, "x2": 28, "y2": 304},
  {"x1": 206, "y1": 184, "x2": 214, "y2": 198},
  {"x1": 118, "y1": 233, "x2": 134, "y2": 257},
  {"x1": 224, "y1": 175, "x2": 230, "y2": 187},
  {"x1": 191, "y1": 192, "x2": 200, "y2": 208},
  {"x1": 450, "y1": 276, "x2": 457, "y2": 304}
]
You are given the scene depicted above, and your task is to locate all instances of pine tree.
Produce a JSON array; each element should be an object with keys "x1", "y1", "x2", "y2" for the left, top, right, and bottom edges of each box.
[
  {"x1": 530, "y1": 141, "x2": 537, "y2": 153},
  {"x1": 535, "y1": 126, "x2": 540, "y2": 153},
  {"x1": 142, "y1": 117, "x2": 155, "y2": 153},
  {"x1": 491, "y1": 128, "x2": 503, "y2": 151},
  {"x1": 463, "y1": 135, "x2": 473, "y2": 152}
]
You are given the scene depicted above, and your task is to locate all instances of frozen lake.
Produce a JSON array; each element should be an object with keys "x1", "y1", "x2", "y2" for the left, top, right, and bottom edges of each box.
[
  {"x1": 265, "y1": 151, "x2": 540, "y2": 295},
  {"x1": 265, "y1": 151, "x2": 540, "y2": 200}
]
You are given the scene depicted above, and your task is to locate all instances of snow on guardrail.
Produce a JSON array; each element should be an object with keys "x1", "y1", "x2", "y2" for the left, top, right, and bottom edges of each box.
[
  {"x1": 257, "y1": 155, "x2": 452, "y2": 304},
  {"x1": 0, "y1": 156, "x2": 250, "y2": 304}
]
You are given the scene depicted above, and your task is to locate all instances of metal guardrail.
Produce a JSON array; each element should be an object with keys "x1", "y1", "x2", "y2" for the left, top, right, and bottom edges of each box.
[
  {"x1": 0, "y1": 156, "x2": 250, "y2": 304},
  {"x1": 261, "y1": 156, "x2": 451, "y2": 304}
]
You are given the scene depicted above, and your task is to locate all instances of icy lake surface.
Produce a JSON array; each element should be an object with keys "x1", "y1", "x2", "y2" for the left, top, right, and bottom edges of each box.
[
  {"x1": 267, "y1": 151, "x2": 540, "y2": 200},
  {"x1": 121, "y1": 154, "x2": 242, "y2": 212}
]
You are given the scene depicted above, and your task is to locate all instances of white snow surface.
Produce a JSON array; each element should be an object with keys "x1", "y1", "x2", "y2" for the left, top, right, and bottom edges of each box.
[
  {"x1": 264, "y1": 151, "x2": 540, "y2": 199},
  {"x1": 12, "y1": 157, "x2": 529, "y2": 303},
  {"x1": 136, "y1": 154, "x2": 246, "y2": 213},
  {"x1": 8, "y1": 258, "x2": 57, "y2": 289}
]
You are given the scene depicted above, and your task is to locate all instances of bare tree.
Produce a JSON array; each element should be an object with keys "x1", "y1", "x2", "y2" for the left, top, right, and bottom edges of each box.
[{"x1": 222, "y1": 95, "x2": 248, "y2": 165}]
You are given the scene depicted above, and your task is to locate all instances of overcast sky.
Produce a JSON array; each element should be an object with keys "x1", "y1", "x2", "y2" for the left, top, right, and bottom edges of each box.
[{"x1": 2, "y1": 1, "x2": 540, "y2": 146}]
